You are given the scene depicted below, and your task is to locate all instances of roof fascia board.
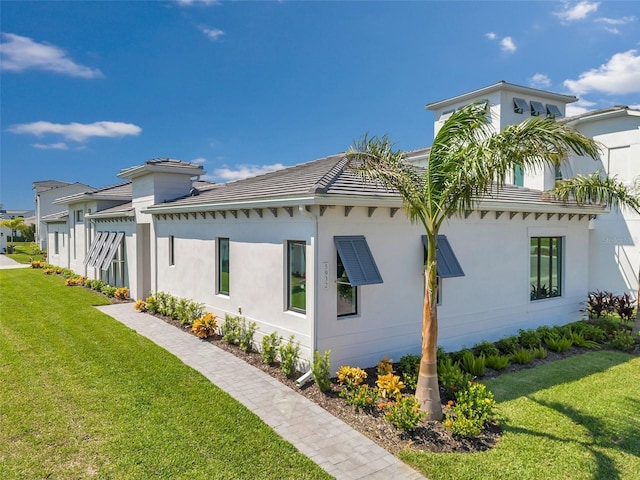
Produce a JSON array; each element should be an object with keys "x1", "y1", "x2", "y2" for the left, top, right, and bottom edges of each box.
[
  {"x1": 86, "y1": 210, "x2": 135, "y2": 219},
  {"x1": 566, "y1": 108, "x2": 640, "y2": 126},
  {"x1": 118, "y1": 164, "x2": 203, "y2": 179},
  {"x1": 426, "y1": 81, "x2": 578, "y2": 110}
]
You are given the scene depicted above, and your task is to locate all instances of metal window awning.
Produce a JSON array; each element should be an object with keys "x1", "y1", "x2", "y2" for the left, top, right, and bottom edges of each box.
[
  {"x1": 422, "y1": 235, "x2": 465, "y2": 278},
  {"x1": 334, "y1": 235, "x2": 383, "y2": 286}
]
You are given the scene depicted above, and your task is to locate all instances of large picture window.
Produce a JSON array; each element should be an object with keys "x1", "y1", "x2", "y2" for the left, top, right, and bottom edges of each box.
[
  {"x1": 218, "y1": 238, "x2": 229, "y2": 295},
  {"x1": 530, "y1": 237, "x2": 562, "y2": 300},
  {"x1": 287, "y1": 241, "x2": 306, "y2": 313}
]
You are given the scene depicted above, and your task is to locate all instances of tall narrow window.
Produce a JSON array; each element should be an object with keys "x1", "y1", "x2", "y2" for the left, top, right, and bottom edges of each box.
[
  {"x1": 513, "y1": 165, "x2": 524, "y2": 187},
  {"x1": 54, "y1": 232, "x2": 59, "y2": 254},
  {"x1": 337, "y1": 250, "x2": 357, "y2": 316},
  {"x1": 169, "y1": 235, "x2": 175, "y2": 266},
  {"x1": 287, "y1": 241, "x2": 306, "y2": 313},
  {"x1": 554, "y1": 164, "x2": 563, "y2": 182},
  {"x1": 218, "y1": 238, "x2": 229, "y2": 295},
  {"x1": 530, "y1": 237, "x2": 562, "y2": 300}
]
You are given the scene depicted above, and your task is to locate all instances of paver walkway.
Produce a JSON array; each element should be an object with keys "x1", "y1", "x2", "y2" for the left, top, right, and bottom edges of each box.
[
  {"x1": 97, "y1": 303, "x2": 427, "y2": 480},
  {"x1": 0, "y1": 255, "x2": 30, "y2": 269}
]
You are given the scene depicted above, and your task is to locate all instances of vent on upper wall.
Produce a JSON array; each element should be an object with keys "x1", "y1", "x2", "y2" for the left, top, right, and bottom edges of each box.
[
  {"x1": 546, "y1": 104, "x2": 563, "y2": 119},
  {"x1": 513, "y1": 97, "x2": 529, "y2": 114},
  {"x1": 530, "y1": 101, "x2": 546, "y2": 116}
]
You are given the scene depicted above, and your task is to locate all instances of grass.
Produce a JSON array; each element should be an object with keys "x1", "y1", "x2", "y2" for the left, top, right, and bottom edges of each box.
[
  {"x1": 401, "y1": 351, "x2": 640, "y2": 480},
  {"x1": 0, "y1": 269, "x2": 332, "y2": 479},
  {"x1": 5, "y1": 240, "x2": 45, "y2": 263}
]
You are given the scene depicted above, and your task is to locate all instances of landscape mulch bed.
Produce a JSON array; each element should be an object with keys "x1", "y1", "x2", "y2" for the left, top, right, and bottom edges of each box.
[{"x1": 112, "y1": 298, "x2": 639, "y2": 455}]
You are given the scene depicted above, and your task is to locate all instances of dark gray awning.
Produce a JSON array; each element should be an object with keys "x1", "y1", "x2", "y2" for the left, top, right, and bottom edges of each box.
[
  {"x1": 422, "y1": 235, "x2": 465, "y2": 278},
  {"x1": 334, "y1": 235, "x2": 383, "y2": 286}
]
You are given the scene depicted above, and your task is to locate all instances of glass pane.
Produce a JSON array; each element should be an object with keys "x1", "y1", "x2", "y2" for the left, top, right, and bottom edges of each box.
[
  {"x1": 551, "y1": 237, "x2": 561, "y2": 297},
  {"x1": 337, "y1": 252, "x2": 357, "y2": 316},
  {"x1": 218, "y1": 238, "x2": 229, "y2": 295},
  {"x1": 288, "y1": 242, "x2": 306, "y2": 312},
  {"x1": 514, "y1": 165, "x2": 524, "y2": 187},
  {"x1": 530, "y1": 238, "x2": 538, "y2": 299}
]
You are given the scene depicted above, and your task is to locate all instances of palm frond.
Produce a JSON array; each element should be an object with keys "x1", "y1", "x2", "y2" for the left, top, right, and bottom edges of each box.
[{"x1": 549, "y1": 171, "x2": 640, "y2": 214}]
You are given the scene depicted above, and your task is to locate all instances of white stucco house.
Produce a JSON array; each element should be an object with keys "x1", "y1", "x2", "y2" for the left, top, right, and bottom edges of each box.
[{"x1": 42, "y1": 81, "x2": 640, "y2": 369}]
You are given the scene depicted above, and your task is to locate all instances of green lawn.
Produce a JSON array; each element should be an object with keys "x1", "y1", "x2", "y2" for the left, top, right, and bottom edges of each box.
[
  {"x1": 401, "y1": 351, "x2": 640, "y2": 480},
  {"x1": 5, "y1": 241, "x2": 45, "y2": 263},
  {"x1": 0, "y1": 269, "x2": 331, "y2": 479}
]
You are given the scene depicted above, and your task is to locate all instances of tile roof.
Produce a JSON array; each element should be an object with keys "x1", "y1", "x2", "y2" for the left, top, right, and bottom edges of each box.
[{"x1": 41, "y1": 210, "x2": 69, "y2": 222}]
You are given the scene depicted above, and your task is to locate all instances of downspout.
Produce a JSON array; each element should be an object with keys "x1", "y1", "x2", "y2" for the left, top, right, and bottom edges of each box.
[{"x1": 296, "y1": 204, "x2": 318, "y2": 386}]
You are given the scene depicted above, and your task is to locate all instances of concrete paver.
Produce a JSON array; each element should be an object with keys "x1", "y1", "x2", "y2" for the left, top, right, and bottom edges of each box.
[
  {"x1": 97, "y1": 303, "x2": 427, "y2": 480},
  {"x1": 0, "y1": 254, "x2": 31, "y2": 269}
]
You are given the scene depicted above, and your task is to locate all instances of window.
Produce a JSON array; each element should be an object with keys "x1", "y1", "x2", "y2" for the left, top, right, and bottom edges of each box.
[
  {"x1": 169, "y1": 235, "x2": 175, "y2": 266},
  {"x1": 513, "y1": 97, "x2": 529, "y2": 114},
  {"x1": 554, "y1": 164, "x2": 563, "y2": 181},
  {"x1": 513, "y1": 165, "x2": 524, "y2": 187},
  {"x1": 530, "y1": 237, "x2": 562, "y2": 300},
  {"x1": 75, "y1": 209, "x2": 84, "y2": 223},
  {"x1": 546, "y1": 104, "x2": 563, "y2": 118},
  {"x1": 287, "y1": 241, "x2": 306, "y2": 313},
  {"x1": 530, "y1": 101, "x2": 545, "y2": 117},
  {"x1": 334, "y1": 236, "x2": 383, "y2": 317},
  {"x1": 54, "y1": 232, "x2": 59, "y2": 254},
  {"x1": 217, "y1": 238, "x2": 229, "y2": 295}
]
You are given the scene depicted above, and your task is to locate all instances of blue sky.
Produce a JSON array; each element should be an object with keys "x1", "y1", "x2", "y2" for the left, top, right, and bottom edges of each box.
[{"x1": 1, "y1": 0, "x2": 639, "y2": 209}]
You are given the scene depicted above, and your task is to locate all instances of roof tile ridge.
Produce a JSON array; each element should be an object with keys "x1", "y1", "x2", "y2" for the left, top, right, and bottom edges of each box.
[{"x1": 310, "y1": 154, "x2": 349, "y2": 193}]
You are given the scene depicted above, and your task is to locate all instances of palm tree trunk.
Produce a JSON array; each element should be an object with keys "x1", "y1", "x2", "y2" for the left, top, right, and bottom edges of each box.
[{"x1": 415, "y1": 231, "x2": 443, "y2": 421}]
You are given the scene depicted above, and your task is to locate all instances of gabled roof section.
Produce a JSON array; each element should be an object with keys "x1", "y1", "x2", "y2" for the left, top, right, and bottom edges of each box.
[
  {"x1": 41, "y1": 210, "x2": 69, "y2": 223},
  {"x1": 54, "y1": 181, "x2": 133, "y2": 205},
  {"x1": 33, "y1": 181, "x2": 94, "y2": 194},
  {"x1": 118, "y1": 158, "x2": 204, "y2": 180},
  {"x1": 425, "y1": 80, "x2": 578, "y2": 111}
]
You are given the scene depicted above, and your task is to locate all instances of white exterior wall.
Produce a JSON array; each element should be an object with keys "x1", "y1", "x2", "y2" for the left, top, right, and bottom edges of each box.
[
  {"x1": 46, "y1": 222, "x2": 69, "y2": 267},
  {"x1": 152, "y1": 210, "x2": 316, "y2": 366},
  {"x1": 315, "y1": 206, "x2": 591, "y2": 369},
  {"x1": 35, "y1": 183, "x2": 91, "y2": 250},
  {"x1": 569, "y1": 114, "x2": 640, "y2": 294}
]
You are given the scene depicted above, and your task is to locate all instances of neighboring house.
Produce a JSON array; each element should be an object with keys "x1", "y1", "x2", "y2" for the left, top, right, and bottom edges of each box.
[
  {"x1": 42, "y1": 81, "x2": 640, "y2": 370},
  {"x1": 33, "y1": 180, "x2": 94, "y2": 250},
  {"x1": 0, "y1": 207, "x2": 34, "y2": 250}
]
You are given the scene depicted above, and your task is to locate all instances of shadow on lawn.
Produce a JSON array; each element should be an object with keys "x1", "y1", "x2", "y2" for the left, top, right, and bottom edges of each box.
[
  {"x1": 486, "y1": 351, "x2": 633, "y2": 403},
  {"x1": 502, "y1": 397, "x2": 639, "y2": 480}
]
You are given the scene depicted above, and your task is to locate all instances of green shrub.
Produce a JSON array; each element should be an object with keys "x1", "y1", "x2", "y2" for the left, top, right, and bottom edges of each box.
[
  {"x1": 592, "y1": 316, "x2": 620, "y2": 335},
  {"x1": 496, "y1": 336, "x2": 520, "y2": 355},
  {"x1": 473, "y1": 340, "x2": 499, "y2": 358},
  {"x1": 101, "y1": 285, "x2": 117, "y2": 297},
  {"x1": 610, "y1": 330, "x2": 635, "y2": 351},
  {"x1": 451, "y1": 348, "x2": 472, "y2": 365},
  {"x1": 398, "y1": 354, "x2": 421, "y2": 390},
  {"x1": 567, "y1": 328, "x2": 601, "y2": 349},
  {"x1": 485, "y1": 354, "x2": 509, "y2": 370},
  {"x1": 438, "y1": 356, "x2": 471, "y2": 395},
  {"x1": 279, "y1": 335, "x2": 300, "y2": 378},
  {"x1": 518, "y1": 329, "x2": 542, "y2": 349},
  {"x1": 568, "y1": 321, "x2": 606, "y2": 342},
  {"x1": 340, "y1": 385, "x2": 378, "y2": 411},
  {"x1": 444, "y1": 381, "x2": 495, "y2": 438},
  {"x1": 191, "y1": 313, "x2": 218, "y2": 339},
  {"x1": 174, "y1": 298, "x2": 190, "y2": 324},
  {"x1": 530, "y1": 346, "x2": 548, "y2": 359},
  {"x1": 510, "y1": 348, "x2": 533, "y2": 365},
  {"x1": 460, "y1": 351, "x2": 486, "y2": 377},
  {"x1": 261, "y1": 332, "x2": 280, "y2": 365},
  {"x1": 545, "y1": 334, "x2": 573, "y2": 352},
  {"x1": 312, "y1": 350, "x2": 332, "y2": 393},
  {"x1": 382, "y1": 396, "x2": 426, "y2": 431},
  {"x1": 222, "y1": 314, "x2": 242, "y2": 345},
  {"x1": 239, "y1": 319, "x2": 257, "y2": 353}
]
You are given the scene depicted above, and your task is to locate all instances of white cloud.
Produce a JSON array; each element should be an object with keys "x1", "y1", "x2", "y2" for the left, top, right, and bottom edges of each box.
[
  {"x1": 529, "y1": 73, "x2": 552, "y2": 88},
  {"x1": 554, "y1": 1, "x2": 600, "y2": 22},
  {"x1": 199, "y1": 26, "x2": 225, "y2": 41},
  {"x1": 485, "y1": 32, "x2": 497, "y2": 40},
  {"x1": 191, "y1": 157, "x2": 207, "y2": 164},
  {"x1": 32, "y1": 142, "x2": 69, "y2": 150},
  {"x1": 565, "y1": 98, "x2": 597, "y2": 116},
  {"x1": 595, "y1": 16, "x2": 637, "y2": 25},
  {"x1": 604, "y1": 27, "x2": 621, "y2": 35},
  {"x1": 564, "y1": 50, "x2": 640, "y2": 95},
  {"x1": 500, "y1": 37, "x2": 516, "y2": 53},
  {"x1": 0, "y1": 33, "x2": 102, "y2": 78},
  {"x1": 211, "y1": 164, "x2": 286, "y2": 182},
  {"x1": 8, "y1": 121, "x2": 142, "y2": 142},
  {"x1": 629, "y1": 104, "x2": 640, "y2": 110}
]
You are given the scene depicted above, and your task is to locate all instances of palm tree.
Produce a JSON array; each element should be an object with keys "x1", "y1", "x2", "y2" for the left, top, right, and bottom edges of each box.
[
  {"x1": 345, "y1": 102, "x2": 604, "y2": 421},
  {"x1": 1, "y1": 216, "x2": 28, "y2": 243},
  {"x1": 551, "y1": 172, "x2": 640, "y2": 336}
]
